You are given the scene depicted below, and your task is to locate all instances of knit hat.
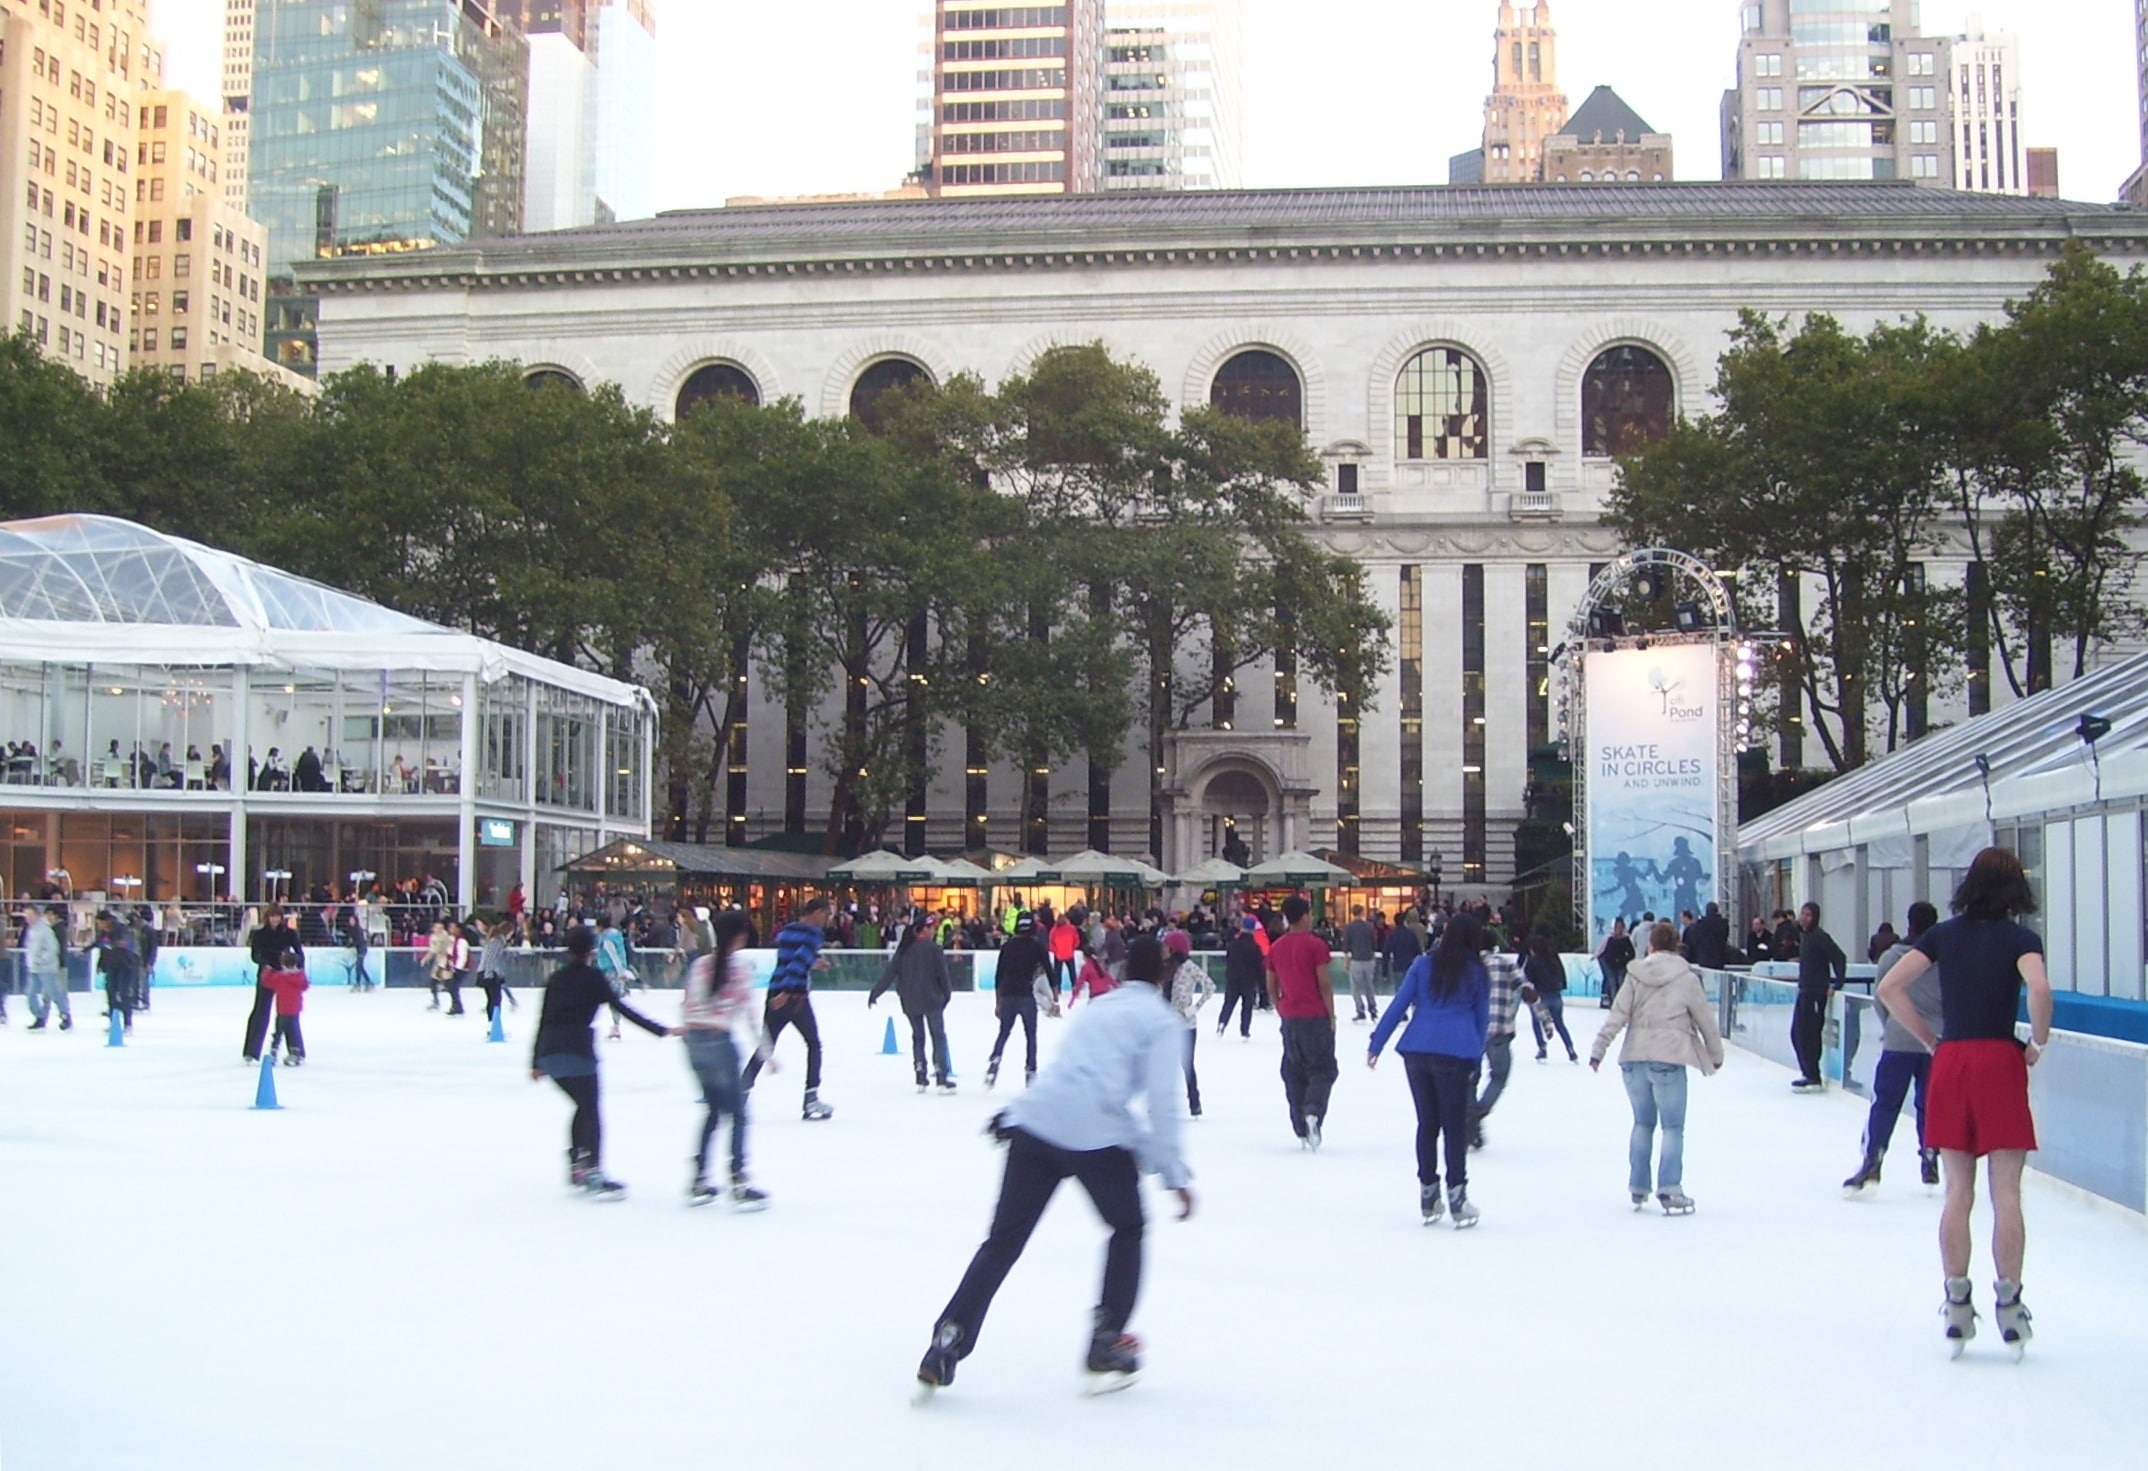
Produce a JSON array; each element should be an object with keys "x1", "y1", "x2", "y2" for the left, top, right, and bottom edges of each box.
[
  {"x1": 1162, "y1": 930, "x2": 1192, "y2": 958},
  {"x1": 1013, "y1": 910, "x2": 1036, "y2": 933}
]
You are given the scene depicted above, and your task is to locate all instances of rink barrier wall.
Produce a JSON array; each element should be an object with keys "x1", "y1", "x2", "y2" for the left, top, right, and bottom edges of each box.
[{"x1": 1700, "y1": 967, "x2": 2148, "y2": 1218}]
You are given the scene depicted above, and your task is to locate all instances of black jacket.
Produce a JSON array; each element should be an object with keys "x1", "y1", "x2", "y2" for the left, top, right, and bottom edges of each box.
[
  {"x1": 1597, "y1": 933, "x2": 1636, "y2": 972},
  {"x1": 1224, "y1": 933, "x2": 1266, "y2": 991},
  {"x1": 1524, "y1": 949, "x2": 1566, "y2": 995},
  {"x1": 532, "y1": 960, "x2": 666, "y2": 1064},
  {"x1": 1685, "y1": 913, "x2": 1731, "y2": 970},
  {"x1": 1796, "y1": 927, "x2": 1848, "y2": 990},
  {"x1": 250, "y1": 921, "x2": 303, "y2": 972},
  {"x1": 993, "y1": 934, "x2": 1049, "y2": 1016},
  {"x1": 870, "y1": 938, "x2": 953, "y2": 1016}
]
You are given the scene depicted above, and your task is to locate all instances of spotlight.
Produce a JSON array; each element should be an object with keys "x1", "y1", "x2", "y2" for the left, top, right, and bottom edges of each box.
[
  {"x1": 1635, "y1": 566, "x2": 1668, "y2": 601},
  {"x1": 1588, "y1": 609, "x2": 1625, "y2": 639},
  {"x1": 1673, "y1": 601, "x2": 1707, "y2": 633},
  {"x1": 2078, "y1": 714, "x2": 2113, "y2": 745}
]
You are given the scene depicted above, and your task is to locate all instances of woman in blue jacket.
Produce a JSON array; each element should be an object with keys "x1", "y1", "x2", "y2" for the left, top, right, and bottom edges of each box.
[{"x1": 1368, "y1": 911, "x2": 1492, "y2": 1228}]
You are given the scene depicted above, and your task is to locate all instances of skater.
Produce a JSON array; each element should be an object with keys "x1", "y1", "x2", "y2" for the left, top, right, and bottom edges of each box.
[
  {"x1": 1468, "y1": 927, "x2": 1547, "y2": 1150},
  {"x1": 477, "y1": 917, "x2": 512, "y2": 1029},
  {"x1": 1873, "y1": 847, "x2": 2052, "y2": 1358},
  {"x1": 742, "y1": 896, "x2": 835, "y2": 1120},
  {"x1": 914, "y1": 935, "x2": 1193, "y2": 1397},
  {"x1": 242, "y1": 904, "x2": 302, "y2": 1062},
  {"x1": 261, "y1": 947, "x2": 309, "y2": 1064},
  {"x1": 1341, "y1": 906, "x2": 1379, "y2": 1022},
  {"x1": 986, "y1": 911, "x2": 1050, "y2": 1089},
  {"x1": 530, "y1": 924, "x2": 675, "y2": 1200},
  {"x1": 1844, "y1": 901, "x2": 1945, "y2": 1196},
  {"x1": 1524, "y1": 931, "x2": 1577, "y2": 1061},
  {"x1": 1047, "y1": 911, "x2": 1081, "y2": 1009},
  {"x1": 22, "y1": 904, "x2": 71, "y2": 1031},
  {"x1": 1215, "y1": 917, "x2": 1265, "y2": 1039},
  {"x1": 1266, "y1": 896, "x2": 1338, "y2": 1149},
  {"x1": 1790, "y1": 903, "x2": 1847, "y2": 1090},
  {"x1": 870, "y1": 917, "x2": 956, "y2": 1093},
  {"x1": 1589, "y1": 921, "x2": 1725, "y2": 1214},
  {"x1": 1163, "y1": 930, "x2": 1215, "y2": 1118},
  {"x1": 93, "y1": 911, "x2": 141, "y2": 1032},
  {"x1": 422, "y1": 920, "x2": 456, "y2": 1012},
  {"x1": 1595, "y1": 919, "x2": 1635, "y2": 1010},
  {"x1": 1368, "y1": 910, "x2": 1490, "y2": 1227},
  {"x1": 680, "y1": 911, "x2": 771, "y2": 1209}
]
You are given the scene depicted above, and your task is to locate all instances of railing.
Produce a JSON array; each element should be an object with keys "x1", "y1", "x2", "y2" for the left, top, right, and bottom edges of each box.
[
  {"x1": 1319, "y1": 493, "x2": 1372, "y2": 521},
  {"x1": 1508, "y1": 489, "x2": 1560, "y2": 520}
]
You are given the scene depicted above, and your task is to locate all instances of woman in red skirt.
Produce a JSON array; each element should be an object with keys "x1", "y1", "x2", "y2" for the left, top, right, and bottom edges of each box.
[{"x1": 1876, "y1": 846, "x2": 2054, "y2": 1359}]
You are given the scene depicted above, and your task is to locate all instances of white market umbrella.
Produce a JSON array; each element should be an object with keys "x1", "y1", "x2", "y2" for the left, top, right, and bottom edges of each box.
[
  {"x1": 1054, "y1": 849, "x2": 1162, "y2": 887},
  {"x1": 934, "y1": 858, "x2": 997, "y2": 888},
  {"x1": 1171, "y1": 856, "x2": 1248, "y2": 889},
  {"x1": 995, "y1": 856, "x2": 1062, "y2": 883},
  {"x1": 826, "y1": 850, "x2": 945, "y2": 883},
  {"x1": 1243, "y1": 850, "x2": 1356, "y2": 888}
]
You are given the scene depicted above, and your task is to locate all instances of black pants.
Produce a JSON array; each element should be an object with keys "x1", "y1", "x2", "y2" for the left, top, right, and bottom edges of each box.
[
  {"x1": 444, "y1": 970, "x2": 466, "y2": 1015},
  {"x1": 1791, "y1": 984, "x2": 1829, "y2": 1084},
  {"x1": 1404, "y1": 1052, "x2": 1474, "y2": 1190},
  {"x1": 480, "y1": 976, "x2": 504, "y2": 1022},
  {"x1": 242, "y1": 981, "x2": 274, "y2": 1060},
  {"x1": 743, "y1": 992, "x2": 821, "y2": 1092},
  {"x1": 935, "y1": 1129, "x2": 1144, "y2": 1359},
  {"x1": 1279, "y1": 1016, "x2": 1339, "y2": 1137},
  {"x1": 550, "y1": 1072, "x2": 603, "y2": 1167},
  {"x1": 1182, "y1": 1027, "x2": 1201, "y2": 1115},
  {"x1": 273, "y1": 1014, "x2": 306, "y2": 1061},
  {"x1": 990, "y1": 1001, "x2": 1038, "y2": 1075},
  {"x1": 1217, "y1": 980, "x2": 1260, "y2": 1036},
  {"x1": 1048, "y1": 956, "x2": 1076, "y2": 999}
]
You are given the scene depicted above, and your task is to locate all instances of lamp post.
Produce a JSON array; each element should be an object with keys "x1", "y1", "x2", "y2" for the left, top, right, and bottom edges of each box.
[
  {"x1": 195, "y1": 861, "x2": 225, "y2": 904},
  {"x1": 1427, "y1": 849, "x2": 1445, "y2": 912},
  {"x1": 263, "y1": 868, "x2": 292, "y2": 904},
  {"x1": 112, "y1": 875, "x2": 142, "y2": 911},
  {"x1": 45, "y1": 867, "x2": 72, "y2": 900}
]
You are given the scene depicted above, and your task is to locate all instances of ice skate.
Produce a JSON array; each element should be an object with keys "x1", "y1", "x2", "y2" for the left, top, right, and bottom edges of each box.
[
  {"x1": 1942, "y1": 1277, "x2": 1977, "y2": 1357},
  {"x1": 1842, "y1": 1152, "x2": 1883, "y2": 1198},
  {"x1": 730, "y1": 1177, "x2": 770, "y2": 1213},
  {"x1": 581, "y1": 1171, "x2": 627, "y2": 1202},
  {"x1": 1657, "y1": 1190, "x2": 1695, "y2": 1216},
  {"x1": 686, "y1": 1176, "x2": 722, "y2": 1208},
  {"x1": 1024, "y1": 1069, "x2": 1036, "y2": 1088},
  {"x1": 1447, "y1": 1184, "x2": 1480, "y2": 1229},
  {"x1": 936, "y1": 1078, "x2": 957, "y2": 1094},
  {"x1": 801, "y1": 1090, "x2": 834, "y2": 1121},
  {"x1": 1420, "y1": 1182, "x2": 1445, "y2": 1224},
  {"x1": 1920, "y1": 1148, "x2": 1941, "y2": 1188},
  {"x1": 916, "y1": 1077, "x2": 929, "y2": 1094},
  {"x1": 984, "y1": 1057, "x2": 1001, "y2": 1090},
  {"x1": 914, "y1": 1321, "x2": 963, "y2": 1403},
  {"x1": 1304, "y1": 1118, "x2": 1323, "y2": 1152},
  {"x1": 1994, "y1": 1279, "x2": 2032, "y2": 1360},
  {"x1": 1631, "y1": 1191, "x2": 1649, "y2": 1211},
  {"x1": 1083, "y1": 1331, "x2": 1142, "y2": 1394}
]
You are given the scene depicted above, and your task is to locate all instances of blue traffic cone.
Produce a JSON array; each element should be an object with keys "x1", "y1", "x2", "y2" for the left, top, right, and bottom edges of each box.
[
  {"x1": 881, "y1": 1016, "x2": 899, "y2": 1055},
  {"x1": 252, "y1": 1052, "x2": 282, "y2": 1110},
  {"x1": 106, "y1": 1008, "x2": 125, "y2": 1047},
  {"x1": 487, "y1": 1007, "x2": 506, "y2": 1043}
]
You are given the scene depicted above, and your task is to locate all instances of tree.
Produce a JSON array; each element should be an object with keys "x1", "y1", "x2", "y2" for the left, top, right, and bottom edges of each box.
[
  {"x1": 1610, "y1": 312, "x2": 1963, "y2": 770},
  {"x1": 0, "y1": 332, "x2": 108, "y2": 518}
]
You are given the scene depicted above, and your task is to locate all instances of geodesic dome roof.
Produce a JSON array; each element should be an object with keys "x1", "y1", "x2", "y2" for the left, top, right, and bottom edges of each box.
[
  {"x1": 0, "y1": 515, "x2": 432, "y2": 634},
  {"x1": 0, "y1": 515, "x2": 647, "y2": 709}
]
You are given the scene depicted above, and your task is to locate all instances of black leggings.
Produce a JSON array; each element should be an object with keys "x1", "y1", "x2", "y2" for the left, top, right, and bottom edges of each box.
[{"x1": 551, "y1": 1072, "x2": 602, "y2": 1167}]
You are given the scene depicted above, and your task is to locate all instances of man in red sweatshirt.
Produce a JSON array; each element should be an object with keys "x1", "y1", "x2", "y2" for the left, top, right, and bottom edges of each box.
[{"x1": 1265, "y1": 896, "x2": 1338, "y2": 1149}]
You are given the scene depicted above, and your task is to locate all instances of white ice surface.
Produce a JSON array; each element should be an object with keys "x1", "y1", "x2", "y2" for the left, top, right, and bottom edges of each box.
[{"x1": 3, "y1": 987, "x2": 2143, "y2": 1471}]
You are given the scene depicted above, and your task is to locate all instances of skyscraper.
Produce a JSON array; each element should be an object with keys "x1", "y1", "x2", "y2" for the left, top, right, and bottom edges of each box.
[
  {"x1": 1101, "y1": 1, "x2": 1242, "y2": 191},
  {"x1": 1479, "y1": 1, "x2": 1565, "y2": 185},
  {"x1": 1722, "y1": 1, "x2": 2028, "y2": 193},
  {"x1": 220, "y1": 0, "x2": 253, "y2": 210},
  {"x1": 2131, "y1": 1, "x2": 2148, "y2": 203},
  {"x1": 0, "y1": 0, "x2": 157, "y2": 388},
  {"x1": 509, "y1": 1, "x2": 654, "y2": 230},
  {"x1": 921, "y1": 0, "x2": 1103, "y2": 197},
  {"x1": 589, "y1": 0, "x2": 655, "y2": 222},
  {"x1": 240, "y1": 1, "x2": 528, "y2": 372}
]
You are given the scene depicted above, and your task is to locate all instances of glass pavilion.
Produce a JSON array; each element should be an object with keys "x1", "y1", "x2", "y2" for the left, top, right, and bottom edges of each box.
[{"x1": 0, "y1": 516, "x2": 652, "y2": 912}]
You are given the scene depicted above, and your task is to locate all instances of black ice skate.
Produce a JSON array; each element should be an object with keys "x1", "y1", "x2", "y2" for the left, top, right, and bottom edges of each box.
[
  {"x1": 1843, "y1": 1152, "x2": 1883, "y2": 1198},
  {"x1": 984, "y1": 1057, "x2": 1001, "y2": 1089},
  {"x1": 1084, "y1": 1331, "x2": 1142, "y2": 1394},
  {"x1": 730, "y1": 1176, "x2": 770, "y2": 1213},
  {"x1": 1920, "y1": 1148, "x2": 1941, "y2": 1187},
  {"x1": 914, "y1": 1321, "x2": 963, "y2": 1404}
]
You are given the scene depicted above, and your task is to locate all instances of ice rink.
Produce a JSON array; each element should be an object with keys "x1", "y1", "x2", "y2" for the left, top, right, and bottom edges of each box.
[{"x1": 4, "y1": 981, "x2": 2143, "y2": 1470}]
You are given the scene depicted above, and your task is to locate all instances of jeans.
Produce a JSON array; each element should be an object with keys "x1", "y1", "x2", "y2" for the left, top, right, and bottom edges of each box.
[
  {"x1": 935, "y1": 1129, "x2": 1144, "y2": 1359},
  {"x1": 1216, "y1": 979, "x2": 1260, "y2": 1036},
  {"x1": 26, "y1": 970, "x2": 69, "y2": 1024},
  {"x1": 1347, "y1": 959, "x2": 1378, "y2": 1019},
  {"x1": 1790, "y1": 984, "x2": 1829, "y2": 1084},
  {"x1": 909, "y1": 1008, "x2": 953, "y2": 1085},
  {"x1": 1601, "y1": 964, "x2": 1627, "y2": 1009},
  {"x1": 1531, "y1": 991, "x2": 1575, "y2": 1057},
  {"x1": 1279, "y1": 1016, "x2": 1339, "y2": 1137},
  {"x1": 1622, "y1": 1061, "x2": 1689, "y2": 1194},
  {"x1": 990, "y1": 1001, "x2": 1039, "y2": 1076},
  {"x1": 273, "y1": 1014, "x2": 305, "y2": 1061},
  {"x1": 1471, "y1": 1036, "x2": 1514, "y2": 1127},
  {"x1": 743, "y1": 992, "x2": 822, "y2": 1093},
  {"x1": 1403, "y1": 1053, "x2": 1475, "y2": 1190},
  {"x1": 686, "y1": 1031, "x2": 749, "y2": 1182},
  {"x1": 1864, "y1": 1049, "x2": 1933, "y2": 1157}
]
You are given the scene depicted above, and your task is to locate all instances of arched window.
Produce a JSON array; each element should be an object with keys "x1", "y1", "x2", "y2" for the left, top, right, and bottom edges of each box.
[
  {"x1": 1582, "y1": 345, "x2": 1675, "y2": 456},
  {"x1": 1394, "y1": 346, "x2": 1488, "y2": 460},
  {"x1": 1209, "y1": 349, "x2": 1302, "y2": 428},
  {"x1": 523, "y1": 367, "x2": 583, "y2": 393},
  {"x1": 848, "y1": 357, "x2": 931, "y2": 432},
  {"x1": 674, "y1": 362, "x2": 760, "y2": 419}
]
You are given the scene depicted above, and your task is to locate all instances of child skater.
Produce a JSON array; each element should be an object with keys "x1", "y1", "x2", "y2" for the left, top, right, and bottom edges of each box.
[
  {"x1": 262, "y1": 947, "x2": 310, "y2": 1065},
  {"x1": 680, "y1": 911, "x2": 771, "y2": 1210},
  {"x1": 530, "y1": 924, "x2": 674, "y2": 1201}
]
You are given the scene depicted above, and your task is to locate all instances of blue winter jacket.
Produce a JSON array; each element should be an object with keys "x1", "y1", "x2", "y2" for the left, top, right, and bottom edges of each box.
[{"x1": 1369, "y1": 955, "x2": 1490, "y2": 1062}]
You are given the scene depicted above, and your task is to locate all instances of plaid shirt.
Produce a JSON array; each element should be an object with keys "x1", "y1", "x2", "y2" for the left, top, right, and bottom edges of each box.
[{"x1": 1484, "y1": 951, "x2": 1526, "y2": 1042}]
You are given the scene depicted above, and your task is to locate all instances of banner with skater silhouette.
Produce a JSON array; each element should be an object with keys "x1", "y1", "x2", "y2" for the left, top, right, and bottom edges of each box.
[{"x1": 1584, "y1": 644, "x2": 1718, "y2": 948}]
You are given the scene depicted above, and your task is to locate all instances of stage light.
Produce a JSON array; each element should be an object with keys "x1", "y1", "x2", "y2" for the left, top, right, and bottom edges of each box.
[
  {"x1": 1588, "y1": 609, "x2": 1625, "y2": 639},
  {"x1": 1673, "y1": 601, "x2": 1706, "y2": 633}
]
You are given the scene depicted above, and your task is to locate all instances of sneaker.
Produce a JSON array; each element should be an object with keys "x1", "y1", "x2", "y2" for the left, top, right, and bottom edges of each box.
[
  {"x1": 917, "y1": 1321, "x2": 963, "y2": 1391},
  {"x1": 1920, "y1": 1149, "x2": 1941, "y2": 1187},
  {"x1": 1420, "y1": 1182, "x2": 1445, "y2": 1223}
]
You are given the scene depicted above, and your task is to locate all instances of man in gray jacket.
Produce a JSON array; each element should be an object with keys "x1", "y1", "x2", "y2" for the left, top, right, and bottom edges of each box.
[
  {"x1": 1844, "y1": 900, "x2": 1944, "y2": 1195},
  {"x1": 916, "y1": 935, "x2": 1194, "y2": 1396},
  {"x1": 23, "y1": 906, "x2": 70, "y2": 1030}
]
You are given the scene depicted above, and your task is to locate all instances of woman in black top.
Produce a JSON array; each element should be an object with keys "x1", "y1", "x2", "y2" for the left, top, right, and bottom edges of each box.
[
  {"x1": 241, "y1": 906, "x2": 303, "y2": 1063},
  {"x1": 1525, "y1": 932, "x2": 1577, "y2": 1062},
  {"x1": 531, "y1": 925, "x2": 674, "y2": 1200},
  {"x1": 1595, "y1": 920, "x2": 1636, "y2": 1010}
]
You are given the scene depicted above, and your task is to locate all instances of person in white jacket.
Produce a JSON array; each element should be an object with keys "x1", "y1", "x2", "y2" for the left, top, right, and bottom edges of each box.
[
  {"x1": 1163, "y1": 930, "x2": 1216, "y2": 1118},
  {"x1": 1589, "y1": 921, "x2": 1726, "y2": 1215},
  {"x1": 23, "y1": 905, "x2": 70, "y2": 1030}
]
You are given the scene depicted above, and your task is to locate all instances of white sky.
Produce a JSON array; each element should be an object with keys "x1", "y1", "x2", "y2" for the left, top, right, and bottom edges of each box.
[{"x1": 154, "y1": 1, "x2": 2141, "y2": 212}]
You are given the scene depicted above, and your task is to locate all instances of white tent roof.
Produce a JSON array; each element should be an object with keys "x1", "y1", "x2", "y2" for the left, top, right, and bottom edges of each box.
[{"x1": 0, "y1": 516, "x2": 647, "y2": 708}]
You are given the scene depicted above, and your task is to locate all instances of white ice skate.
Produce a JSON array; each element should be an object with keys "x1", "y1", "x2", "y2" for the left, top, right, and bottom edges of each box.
[
  {"x1": 1943, "y1": 1277, "x2": 1977, "y2": 1358},
  {"x1": 1994, "y1": 1279, "x2": 2032, "y2": 1362}
]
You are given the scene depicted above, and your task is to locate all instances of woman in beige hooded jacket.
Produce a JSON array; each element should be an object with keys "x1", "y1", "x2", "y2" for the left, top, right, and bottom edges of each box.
[{"x1": 1590, "y1": 921, "x2": 1726, "y2": 1215}]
